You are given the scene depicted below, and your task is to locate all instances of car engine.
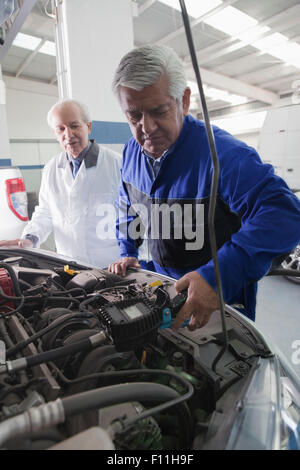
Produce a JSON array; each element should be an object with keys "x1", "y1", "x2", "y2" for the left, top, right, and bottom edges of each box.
[{"x1": 0, "y1": 250, "x2": 266, "y2": 450}]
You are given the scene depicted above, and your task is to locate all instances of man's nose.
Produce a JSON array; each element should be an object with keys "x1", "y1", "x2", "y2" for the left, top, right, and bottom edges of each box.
[
  {"x1": 64, "y1": 127, "x2": 74, "y2": 139},
  {"x1": 141, "y1": 114, "x2": 157, "y2": 135}
]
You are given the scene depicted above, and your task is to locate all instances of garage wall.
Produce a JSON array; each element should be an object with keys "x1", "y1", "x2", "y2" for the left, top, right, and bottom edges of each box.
[
  {"x1": 4, "y1": 79, "x2": 127, "y2": 195},
  {"x1": 5, "y1": 79, "x2": 60, "y2": 194},
  {"x1": 234, "y1": 131, "x2": 259, "y2": 150}
]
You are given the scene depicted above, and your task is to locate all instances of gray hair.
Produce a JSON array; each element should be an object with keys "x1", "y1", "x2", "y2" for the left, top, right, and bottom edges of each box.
[
  {"x1": 112, "y1": 45, "x2": 187, "y2": 102},
  {"x1": 47, "y1": 99, "x2": 91, "y2": 128}
]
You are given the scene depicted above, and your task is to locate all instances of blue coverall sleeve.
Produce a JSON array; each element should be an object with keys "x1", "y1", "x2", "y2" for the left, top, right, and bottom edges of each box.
[
  {"x1": 197, "y1": 147, "x2": 300, "y2": 303},
  {"x1": 115, "y1": 166, "x2": 139, "y2": 259}
]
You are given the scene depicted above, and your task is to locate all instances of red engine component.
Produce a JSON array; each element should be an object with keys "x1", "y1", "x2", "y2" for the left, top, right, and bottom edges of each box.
[{"x1": 0, "y1": 268, "x2": 15, "y2": 311}]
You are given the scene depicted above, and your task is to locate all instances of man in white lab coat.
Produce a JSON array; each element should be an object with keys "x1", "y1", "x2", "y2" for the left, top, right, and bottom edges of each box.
[{"x1": 0, "y1": 99, "x2": 122, "y2": 267}]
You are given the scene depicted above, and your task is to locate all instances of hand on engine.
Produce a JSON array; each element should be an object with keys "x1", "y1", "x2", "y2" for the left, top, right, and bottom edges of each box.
[
  {"x1": 0, "y1": 239, "x2": 33, "y2": 248},
  {"x1": 108, "y1": 256, "x2": 141, "y2": 277},
  {"x1": 172, "y1": 271, "x2": 219, "y2": 330}
]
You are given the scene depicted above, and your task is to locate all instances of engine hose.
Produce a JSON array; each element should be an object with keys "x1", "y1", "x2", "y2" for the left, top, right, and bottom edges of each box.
[
  {"x1": 41, "y1": 296, "x2": 81, "y2": 304},
  {"x1": 62, "y1": 382, "x2": 177, "y2": 416},
  {"x1": 62, "y1": 382, "x2": 192, "y2": 447},
  {"x1": 0, "y1": 262, "x2": 23, "y2": 297},
  {"x1": 0, "y1": 288, "x2": 49, "y2": 302},
  {"x1": 0, "y1": 383, "x2": 190, "y2": 448},
  {"x1": 0, "y1": 293, "x2": 24, "y2": 316},
  {"x1": 6, "y1": 312, "x2": 94, "y2": 358},
  {"x1": 18, "y1": 279, "x2": 33, "y2": 290},
  {"x1": 48, "y1": 366, "x2": 193, "y2": 445},
  {"x1": 0, "y1": 260, "x2": 25, "y2": 315},
  {"x1": 0, "y1": 288, "x2": 81, "y2": 317},
  {"x1": 79, "y1": 294, "x2": 102, "y2": 314},
  {"x1": 0, "y1": 318, "x2": 15, "y2": 349},
  {"x1": 6, "y1": 330, "x2": 107, "y2": 372},
  {"x1": 51, "y1": 288, "x2": 87, "y2": 297},
  {"x1": 0, "y1": 262, "x2": 25, "y2": 315}
]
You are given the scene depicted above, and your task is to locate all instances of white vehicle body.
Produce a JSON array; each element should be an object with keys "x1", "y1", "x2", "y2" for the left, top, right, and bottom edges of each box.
[
  {"x1": 258, "y1": 104, "x2": 300, "y2": 191},
  {"x1": 0, "y1": 167, "x2": 28, "y2": 239}
]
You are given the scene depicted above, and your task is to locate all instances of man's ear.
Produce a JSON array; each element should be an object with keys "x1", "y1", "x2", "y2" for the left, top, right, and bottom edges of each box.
[
  {"x1": 87, "y1": 121, "x2": 92, "y2": 134},
  {"x1": 182, "y1": 87, "x2": 191, "y2": 116}
]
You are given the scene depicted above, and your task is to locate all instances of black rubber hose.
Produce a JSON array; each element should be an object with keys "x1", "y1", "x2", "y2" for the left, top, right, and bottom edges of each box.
[
  {"x1": 41, "y1": 296, "x2": 81, "y2": 304},
  {"x1": 6, "y1": 312, "x2": 93, "y2": 358},
  {"x1": 51, "y1": 288, "x2": 87, "y2": 296},
  {"x1": 0, "y1": 287, "x2": 31, "y2": 302},
  {"x1": 79, "y1": 294, "x2": 102, "y2": 313},
  {"x1": 62, "y1": 382, "x2": 175, "y2": 416},
  {"x1": 0, "y1": 319, "x2": 15, "y2": 349},
  {"x1": 0, "y1": 262, "x2": 25, "y2": 315},
  {"x1": 24, "y1": 334, "x2": 104, "y2": 368},
  {"x1": 18, "y1": 279, "x2": 33, "y2": 290},
  {"x1": 0, "y1": 262, "x2": 23, "y2": 297}
]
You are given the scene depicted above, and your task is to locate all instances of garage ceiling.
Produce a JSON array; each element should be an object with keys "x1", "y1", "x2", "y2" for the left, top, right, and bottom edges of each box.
[{"x1": 1, "y1": 0, "x2": 300, "y2": 116}]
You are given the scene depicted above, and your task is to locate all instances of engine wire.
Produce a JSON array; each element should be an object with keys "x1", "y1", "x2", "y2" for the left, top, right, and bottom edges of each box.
[
  {"x1": 6, "y1": 311, "x2": 94, "y2": 358},
  {"x1": 179, "y1": 0, "x2": 228, "y2": 374}
]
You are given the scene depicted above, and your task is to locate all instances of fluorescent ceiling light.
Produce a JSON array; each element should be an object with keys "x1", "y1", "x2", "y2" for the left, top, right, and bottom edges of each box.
[
  {"x1": 204, "y1": 86, "x2": 230, "y2": 101},
  {"x1": 189, "y1": 81, "x2": 248, "y2": 106},
  {"x1": 238, "y1": 25, "x2": 270, "y2": 45},
  {"x1": 228, "y1": 95, "x2": 248, "y2": 106},
  {"x1": 252, "y1": 33, "x2": 300, "y2": 69},
  {"x1": 204, "y1": 84, "x2": 248, "y2": 105},
  {"x1": 274, "y1": 42, "x2": 300, "y2": 69},
  {"x1": 159, "y1": 0, "x2": 222, "y2": 19},
  {"x1": 12, "y1": 32, "x2": 41, "y2": 51},
  {"x1": 212, "y1": 111, "x2": 267, "y2": 134},
  {"x1": 252, "y1": 33, "x2": 288, "y2": 53},
  {"x1": 39, "y1": 41, "x2": 56, "y2": 56},
  {"x1": 204, "y1": 6, "x2": 257, "y2": 36}
]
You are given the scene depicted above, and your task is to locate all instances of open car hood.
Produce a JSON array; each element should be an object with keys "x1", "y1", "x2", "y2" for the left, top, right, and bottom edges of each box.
[{"x1": 0, "y1": 247, "x2": 299, "y2": 451}]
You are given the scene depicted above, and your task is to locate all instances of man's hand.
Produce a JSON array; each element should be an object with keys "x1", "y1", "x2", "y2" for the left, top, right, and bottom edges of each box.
[
  {"x1": 108, "y1": 257, "x2": 141, "y2": 277},
  {"x1": 172, "y1": 271, "x2": 219, "y2": 331},
  {"x1": 0, "y1": 239, "x2": 33, "y2": 248}
]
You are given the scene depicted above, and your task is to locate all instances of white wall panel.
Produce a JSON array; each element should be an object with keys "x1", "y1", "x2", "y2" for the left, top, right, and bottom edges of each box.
[
  {"x1": 10, "y1": 142, "x2": 40, "y2": 166},
  {"x1": 5, "y1": 87, "x2": 58, "y2": 140},
  {"x1": 38, "y1": 142, "x2": 61, "y2": 165}
]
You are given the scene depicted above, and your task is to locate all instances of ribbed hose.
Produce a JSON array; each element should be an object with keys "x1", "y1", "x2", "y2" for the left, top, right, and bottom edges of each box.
[{"x1": 0, "y1": 399, "x2": 65, "y2": 447}]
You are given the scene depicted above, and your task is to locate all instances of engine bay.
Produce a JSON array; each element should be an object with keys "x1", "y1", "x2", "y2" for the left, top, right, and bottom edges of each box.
[{"x1": 0, "y1": 249, "x2": 269, "y2": 450}]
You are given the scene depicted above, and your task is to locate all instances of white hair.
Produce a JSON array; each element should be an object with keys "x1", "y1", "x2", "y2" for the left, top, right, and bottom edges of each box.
[
  {"x1": 47, "y1": 99, "x2": 91, "y2": 128},
  {"x1": 112, "y1": 45, "x2": 187, "y2": 102}
]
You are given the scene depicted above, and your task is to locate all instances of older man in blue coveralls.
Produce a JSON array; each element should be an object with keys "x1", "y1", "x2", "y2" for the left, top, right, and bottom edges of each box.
[{"x1": 108, "y1": 44, "x2": 300, "y2": 330}]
